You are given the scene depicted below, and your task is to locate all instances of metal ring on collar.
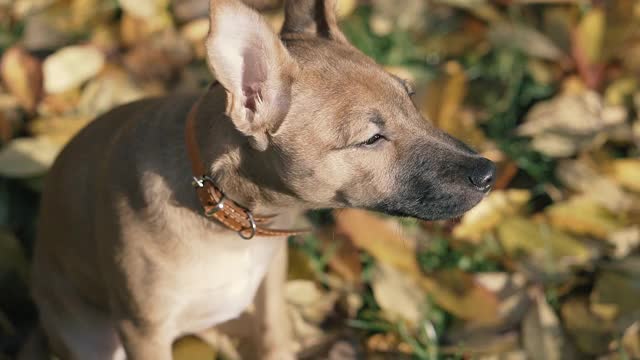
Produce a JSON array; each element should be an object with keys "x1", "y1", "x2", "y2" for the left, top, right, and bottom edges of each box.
[
  {"x1": 238, "y1": 211, "x2": 257, "y2": 240},
  {"x1": 204, "y1": 195, "x2": 225, "y2": 217}
]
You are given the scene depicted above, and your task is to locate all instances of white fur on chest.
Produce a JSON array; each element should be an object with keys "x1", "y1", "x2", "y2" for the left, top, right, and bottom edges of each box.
[{"x1": 171, "y1": 232, "x2": 282, "y2": 334}]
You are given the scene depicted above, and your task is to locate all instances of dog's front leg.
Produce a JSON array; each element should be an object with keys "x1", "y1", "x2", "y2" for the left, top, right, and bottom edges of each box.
[
  {"x1": 254, "y1": 238, "x2": 295, "y2": 360},
  {"x1": 116, "y1": 320, "x2": 173, "y2": 360}
]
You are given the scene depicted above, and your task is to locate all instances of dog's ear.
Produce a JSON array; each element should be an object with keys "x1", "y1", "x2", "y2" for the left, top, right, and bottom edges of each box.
[
  {"x1": 206, "y1": 0, "x2": 297, "y2": 151},
  {"x1": 281, "y1": 0, "x2": 349, "y2": 44}
]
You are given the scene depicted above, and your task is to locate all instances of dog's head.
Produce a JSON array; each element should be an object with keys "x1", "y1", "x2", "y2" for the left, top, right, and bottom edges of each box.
[{"x1": 206, "y1": 0, "x2": 495, "y2": 220}]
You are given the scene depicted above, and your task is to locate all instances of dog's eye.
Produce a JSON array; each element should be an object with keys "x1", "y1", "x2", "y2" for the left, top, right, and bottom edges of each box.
[{"x1": 361, "y1": 134, "x2": 384, "y2": 146}]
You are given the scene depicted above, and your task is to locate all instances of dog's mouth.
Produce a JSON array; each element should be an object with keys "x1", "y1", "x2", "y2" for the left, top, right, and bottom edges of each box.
[{"x1": 368, "y1": 184, "x2": 489, "y2": 222}]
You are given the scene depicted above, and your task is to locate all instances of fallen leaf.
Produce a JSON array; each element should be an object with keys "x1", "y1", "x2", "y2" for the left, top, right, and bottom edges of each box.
[
  {"x1": 546, "y1": 196, "x2": 623, "y2": 239},
  {"x1": 517, "y1": 91, "x2": 627, "y2": 157},
  {"x1": 561, "y1": 296, "x2": 613, "y2": 355},
  {"x1": 371, "y1": 262, "x2": 426, "y2": 327},
  {"x1": 621, "y1": 322, "x2": 640, "y2": 359},
  {"x1": 575, "y1": 7, "x2": 605, "y2": 64},
  {"x1": 334, "y1": 209, "x2": 419, "y2": 274},
  {"x1": 335, "y1": 210, "x2": 499, "y2": 323},
  {"x1": 123, "y1": 30, "x2": 192, "y2": 82},
  {"x1": 118, "y1": 0, "x2": 169, "y2": 19},
  {"x1": 611, "y1": 159, "x2": 640, "y2": 193},
  {"x1": 590, "y1": 265, "x2": 640, "y2": 321},
  {"x1": 522, "y1": 290, "x2": 570, "y2": 360},
  {"x1": 453, "y1": 189, "x2": 531, "y2": 242},
  {"x1": 0, "y1": 136, "x2": 60, "y2": 178},
  {"x1": 489, "y1": 22, "x2": 564, "y2": 61},
  {"x1": 172, "y1": 335, "x2": 216, "y2": 360},
  {"x1": 286, "y1": 280, "x2": 338, "y2": 324},
  {"x1": 0, "y1": 47, "x2": 43, "y2": 112},
  {"x1": 43, "y1": 45, "x2": 106, "y2": 94},
  {"x1": 606, "y1": 226, "x2": 640, "y2": 259},
  {"x1": 28, "y1": 116, "x2": 92, "y2": 147},
  {"x1": 556, "y1": 159, "x2": 632, "y2": 213},
  {"x1": 180, "y1": 18, "x2": 210, "y2": 59},
  {"x1": 336, "y1": 0, "x2": 357, "y2": 19},
  {"x1": 77, "y1": 68, "x2": 147, "y2": 117},
  {"x1": 369, "y1": 0, "x2": 426, "y2": 35},
  {"x1": 318, "y1": 230, "x2": 362, "y2": 285},
  {"x1": 497, "y1": 217, "x2": 593, "y2": 274}
]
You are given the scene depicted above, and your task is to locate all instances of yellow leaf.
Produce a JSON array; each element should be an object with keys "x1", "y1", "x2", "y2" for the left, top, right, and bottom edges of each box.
[
  {"x1": 118, "y1": 0, "x2": 169, "y2": 19},
  {"x1": 29, "y1": 116, "x2": 92, "y2": 147},
  {"x1": 371, "y1": 263, "x2": 426, "y2": 327},
  {"x1": 546, "y1": 196, "x2": 622, "y2": 239},
  {"x1": 43, "y1": 45, "x2": 105, "y2": 94},
  {"x1": 497, "y1": 217, "x2": 592, "y2": 267},
  {"x1": 611, "y1": 159, "x2": 640, "y2": 193},
  {"x1": 577, "y1": 8, "x2": 605, "y2": 63},
  {"x1": 172, "y1": 335, "x2": 216, "y2": 360},
  {"x1": 453, "y1": 189, "x2": 531, "y2": 242},
  {"x1": 334, "y1": 209, "x2": 499, "y2": 322}
]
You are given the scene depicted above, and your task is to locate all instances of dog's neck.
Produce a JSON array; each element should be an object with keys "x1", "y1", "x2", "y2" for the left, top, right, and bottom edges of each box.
[{"x1": 189, "y1": 85, "x2": 302, "y2": 216}]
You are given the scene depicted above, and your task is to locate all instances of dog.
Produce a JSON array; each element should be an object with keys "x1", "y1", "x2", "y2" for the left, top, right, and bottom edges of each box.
[{"x1": 22, "y1": 0, "x2": 496, "y2": 359}]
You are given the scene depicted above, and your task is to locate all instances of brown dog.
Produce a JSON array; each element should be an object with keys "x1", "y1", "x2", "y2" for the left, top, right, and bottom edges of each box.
[{"x1": 23, "y1": 0, "x2": 495, "y2": 359}]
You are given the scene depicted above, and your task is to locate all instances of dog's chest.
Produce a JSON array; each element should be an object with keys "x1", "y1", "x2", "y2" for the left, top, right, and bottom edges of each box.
[{"x1": 172, "y1": 233, "x2": 281, "y2": 333}]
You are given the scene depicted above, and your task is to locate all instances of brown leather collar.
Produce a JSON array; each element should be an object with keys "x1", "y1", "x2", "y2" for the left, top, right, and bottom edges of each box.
[{"x1": 184, "y1": 84, "x2": 308, "y2": 239}]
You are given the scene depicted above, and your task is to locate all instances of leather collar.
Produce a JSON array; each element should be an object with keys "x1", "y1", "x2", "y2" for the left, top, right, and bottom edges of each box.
[{"x1": 184, "y1": 84, "x2": 308, "y2": 239}]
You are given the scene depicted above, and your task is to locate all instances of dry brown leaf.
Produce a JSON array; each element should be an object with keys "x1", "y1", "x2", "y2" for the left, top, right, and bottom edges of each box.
[
  {"x1": 0, "y1": 46, "x2": 43, "y2": 112},
  {"x1": 453, "y1": 189, "x2": 531, "y2": 242},
  {"x1": 546, "y1": 196, "x2": 623, "y2": 239},
  {"x1": 335, "y1": 209, "x2": 499, "y2": 323},
  {"x1": 123, "y1": 30, "x2": 192, "y2": 82},
  {"x1": 611, "y1": 159, "x2": 640, "y2": 193},
  {"x1": 118, "y1": 0, "x2": 170, "y2": 19},
  {"x1": 318, "y1": 230, "x2": 362, "y2": 285},
  {"x1": 371, "y1": 262, "x2": 426, "y2": 327},
  {"x1": 180, "y1": 18, "x2": 210, "y2": 59},
  {"x1": 489, "y1": 23, "x2": 564, "y2": 61},
  {"x1": 556, "y1": 159, "x2": 632, "y2": 213},
  {"x1": 561, "y1": 296, "x2": 613, "y2": 356},
  {"x1": 28, "y1": 115, "x2": 92, "y2": 146},
  {"x1": 606, "y1": 226, "x2": 640, "y2": 259},
  {"x1": 497, "y1": 217, "x2": 593, "y2": 274},
  {"x1": 43, "y1": 45, "x2": 106, "y2": 94},
  {"x1": 517, "y1": 91, "x2": 627, "y2": 157},
  {"x1": 120, "y1": 11, "x2": 174, "y2": 46},
  {"x1": 0, "y1": 136, "x2": 61, "y2": 178},
  {"x1": 522, "y1": 290, "x2": 570, "y2": 360},
  {"x1": 590, "y1": 264, "x2": 640, "y2": 321},
  {"x1": 420, "y1": 270, "x2": 500, "y2": 325},
  {"x1": 370, "y1": 0, "x2": 426, "y2": 36},
  {"x1": 334, "y1": 209, "x2": 419, "y2": 274},
  {"x1": 286, "y1": 280, "x2": 338, "y2": 325},
  {"x1": 78, "y1": 68, "x2": 148, "y2": 117},
  {"x1": 621, "y1": 322, "x2": 640, "y2": 359}
]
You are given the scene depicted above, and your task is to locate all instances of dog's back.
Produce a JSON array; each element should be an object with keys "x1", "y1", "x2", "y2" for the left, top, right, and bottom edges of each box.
[{"x1": 30, "y1": 95, "x2": 197, "y2": 358}]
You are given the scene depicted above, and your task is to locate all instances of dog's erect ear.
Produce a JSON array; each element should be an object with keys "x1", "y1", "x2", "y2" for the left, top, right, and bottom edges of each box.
[
  {"x1": 206, "y1": 0, "x2": 297, "y2": 150},
  {"x1": 281, "y1": 0, "x2": 349, "y2": 44}
]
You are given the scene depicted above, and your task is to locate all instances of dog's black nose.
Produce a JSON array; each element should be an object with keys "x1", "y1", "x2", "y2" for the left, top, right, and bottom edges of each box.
[{"x1": 468, "y1": 158, "x2": 496, "y2": 193}]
